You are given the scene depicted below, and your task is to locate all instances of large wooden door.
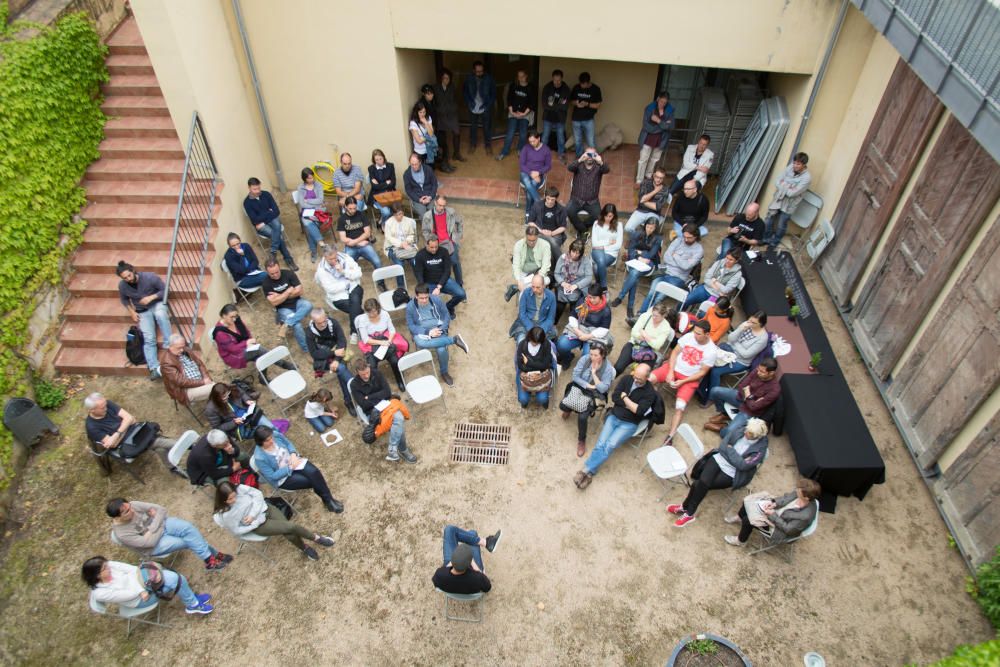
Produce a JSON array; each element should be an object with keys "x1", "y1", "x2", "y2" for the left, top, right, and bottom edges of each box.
[
  {"x1": 888, "y1": 213, "x2": 1000, "y2": 470},
  {"x1": 819, "y1": 61, "x2": 943, "y2": 306},
  {"x1": 850, "y1": 118, "x2": 1000, "y2": 379}
]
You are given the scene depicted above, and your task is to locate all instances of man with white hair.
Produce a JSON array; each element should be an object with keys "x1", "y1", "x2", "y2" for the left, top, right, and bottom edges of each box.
[
  {"x1": 186, "y1": 429, "x2": 244, "y2": 486},
  {"x1": 159, "y1": 334, "x2": 214, "y2": 406},
  {"x1": 84, "y1": 392, "x2": 183, "y2": 477}
]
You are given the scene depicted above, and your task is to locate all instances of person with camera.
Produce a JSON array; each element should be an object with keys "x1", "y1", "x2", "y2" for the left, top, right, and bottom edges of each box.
[
  {"x1": 84, "y1": 392, "x2": 183, "y2": 478},
  {"x1": 566, "y1": 146, "x2": 610, "y2": 239}
]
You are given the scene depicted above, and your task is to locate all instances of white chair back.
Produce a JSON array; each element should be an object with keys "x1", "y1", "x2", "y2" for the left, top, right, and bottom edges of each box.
[
  {"x1": 675, "y1": 423, "x2": 705, "y2": 460},
  {"x1": 800, "y1": 501, "x2": 821, "y2": 538},
  {"x1": 346, "y1": 378, "x2": 369, "y2": 426},
  {"x1": 398, "y1": 348, "x2": 433, "y2": 374},
  {"x1": 256, "y1": 345, "x2": 292, "y2": 375},
  {"x1": 654, "y1": 281, "x2": 689, "y2": 306},
  {"x1": 372, "y1": 265, "x2": 404, "y2": 284},
  {"x1": 291, "y1": 190, "x2": 301, "y2": 207},
  {"x1": 89, "y1": 591, "x2": 108, "y2": 614},
  {"x1": 789, "y1": 189, "x2": 823, "y2": 231},
  {"x1": 166, "y1": 430, "x2": 200, "y2": 469}
]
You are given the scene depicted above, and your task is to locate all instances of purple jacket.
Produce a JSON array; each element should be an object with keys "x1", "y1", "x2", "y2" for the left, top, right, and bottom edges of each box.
[{"x1": 519, "y1": 144, "x2": 552, "y2": 176}]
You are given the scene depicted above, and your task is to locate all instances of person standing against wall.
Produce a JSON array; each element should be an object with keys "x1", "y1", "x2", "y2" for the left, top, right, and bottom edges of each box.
[
  {"x1": 570, "y1": 72, "x2": 602, "y2": 159},
  {"x1": 540, "y1": 69, "x2": 571, "y2": 164},
  {"x1": 463, "y1": 60, "x2": 496, "y2": 156}
]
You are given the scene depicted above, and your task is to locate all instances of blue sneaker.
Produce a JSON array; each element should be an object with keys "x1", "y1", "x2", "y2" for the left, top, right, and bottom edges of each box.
[
  {"x1": 186, "y1": 602, "x2": 214, "y2": 615},
  {"x1": 196, "y1": 593, "x2": 211, "y2": 605}
]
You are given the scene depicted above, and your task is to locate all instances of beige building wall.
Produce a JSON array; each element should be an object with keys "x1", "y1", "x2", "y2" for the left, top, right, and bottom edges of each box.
[{"x1": 389, "y1": 0, "x2": 840, "y2": 74}]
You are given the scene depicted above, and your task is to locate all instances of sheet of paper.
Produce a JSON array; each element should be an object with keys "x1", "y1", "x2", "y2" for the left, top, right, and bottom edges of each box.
[
  {"x1": 245, "y1": 343, "x2": 261, "y2": 352},
  {"x1": 746, "y1": 250, "x2": 758, "y2": 260},
  {"x1": 373, "y1": 345, "x2": 389, "y2": 360},
  {"x1": 321, "y1": 429, "x2": 343, "y2": 447},
  {"x1": 302, "y1": 208, "x2": 315, "y2": 217},
  {"x1": 245, "y1": 401, "x2": 256, "y2": 414},
  {"x1": 293, "y1": 457, "x2": 308, "y2": 471},
  {"x1": 626, "y1": 259, "x2": 652, "y2": 273},
  {"x1": 374, "y1": 399, "x2": 391, "y2": 412}
]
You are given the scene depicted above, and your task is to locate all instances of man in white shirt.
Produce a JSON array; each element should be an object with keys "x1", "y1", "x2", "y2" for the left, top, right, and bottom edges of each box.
[
  {"x1": 650, "y1": 320, "x2": 718, "y2": 444},
  {"x1": 668, "y1": 134, "x2": 714, "y2": 198},
  {"x1": 315, "y1": 242, "x2": 364, "y2": 340}
]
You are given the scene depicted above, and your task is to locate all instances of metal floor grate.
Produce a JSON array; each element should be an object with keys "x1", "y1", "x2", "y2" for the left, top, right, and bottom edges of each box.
[{"x1": 450, "y1": 423, "x2": 511, "y2": 466}]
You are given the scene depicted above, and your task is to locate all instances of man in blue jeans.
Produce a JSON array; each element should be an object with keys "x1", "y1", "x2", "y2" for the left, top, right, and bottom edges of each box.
[
  {"x1": 107, "y1": 497, "x2": 232, "y2": 570},
  {"x1": 305, "y1": 308, "x2": 357, "y2": 417},
  {"x1": 261, "y1": 258, "x2": 313, "y2": 353},
  {"x1": 338, "y1": 197, "x2": 387, "y2": 291},
  {"x1": 462, "y1": 60, "x2": 496, "y2": 155},
  {"x1": 518, "y1": 130, "x2": 552, "y2": 210},
  {"x1": 763, "y1": 152, "x2": 812, "y2": 249},
  {"x1": 116, "y1": 261, "x2": 172, "y2": 380},
  {"x1": 243, "y1": 177, "x2": 298, "y2": 271},
  {"x1": 540, "y1": 68, "x2": 570, "y2": 163},
  {"x1": 431, "y1": 524, "x2": 502, "y2": 595},
  {"x1": 404, "y1": 284, "x2": 470, "y2": 387},
  {"x1": 569, "y1": 72, "x2": 602, "y2": 158},
  {"x1": 574, "y1": 363, "x2": 656, "y2": 490}
]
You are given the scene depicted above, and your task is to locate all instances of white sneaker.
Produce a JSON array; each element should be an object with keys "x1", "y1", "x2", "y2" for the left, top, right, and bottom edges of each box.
[
  {"x1": 724, "y1": 514, "x2": 740, "y2": 524},
  {"x1": 724, "y1": 535, "x2": 745, "y2": 547}
]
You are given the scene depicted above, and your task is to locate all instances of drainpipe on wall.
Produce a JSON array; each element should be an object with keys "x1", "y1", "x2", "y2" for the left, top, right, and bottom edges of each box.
[
  {"x1": 789, "y1": 0, "x2": 850, "y2": 159},
  {"x1": 231, "y1": 0, "x2": 286, "y2": 192}
]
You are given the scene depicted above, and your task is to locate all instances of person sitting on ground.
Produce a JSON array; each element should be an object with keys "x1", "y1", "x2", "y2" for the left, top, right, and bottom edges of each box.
[
  {"x1": 651, "y1": 319, "x2": 718, "y2": 445},
  {"x1": 213, "y1": 481, "x2": 336, "y2": 561},
  {"x1": 404, "y1": 283, "x2": 470, "y2": 388},
  {"x1": 159, "y1": 334, "x2": 214, "y2": 408},
  {"x1": 692, "y1": 296, "x2": 733, "y2": 345},
  {"x1": 640, "y1": 224, "x2": 704, "y2": 313},
  {"x1": 383, "y1": 202, "x2": 418, "y2": 282},
  {"x1": 117, "y1": 260, "x2": 171, "y2": 380},
  {"x1": 590, "y1": 204, "x2": 623, "y2": 290},
  {"x1": 84, "y1": 392, "x2": 181, "y2": 477},
  {"x1": 304, "y1": 307, "x2": 357, "y2": 417},
  {"x1": 724, "y1": 478, "x2": 821, "y2": 547},
  {"x1": 561, "y1": 343, "x2": 616, "y2": 458},
  {"x1": 82, "y1": 556, "x2": 214, "y2": 616},
  {"x1": 414, "y1": 234, "x2": 466, "y2": 319},
  {"x1": 253, "y1": 425, "x2": 344, "y2": 513},
  {"x1": 613, "y1": 217, "x2": 662, "y2": 319},
  {"x1": 612, "y1": 301, "x2": 676, "y2": 377},
  {"x1": 355, "y1": 298, "x2": 409, "y2": 391},
  {"x1": 705, "y1": 357, "x2": 780, "y2": 437},
  {"x1": 668, "y1": 133, "x2": 713, "y2": 197},
  {"x1": 573, "y1": 363, "x2": 657, "y2": 490},
  {"x1": 566, "y1": 146, "x2": 610, "y2": 239},
  {"x1": 420, "y1": 193, "x2": 465, "y2": 287},
  {"x1": 338, "y1": 196, "x2": 385, "y2": 291},
  {"x1": 695, "y1": 311, "x2": 769, "y2": 406},
  {"x1": 553, "y1": 239, "x2": 593, "y2": 323},
  {"x1": 368, "y1": 149, "x2": 399, "y2": 225},
  {"x1": 212, "y1": 304, "x2": 292, "y2": 377},
  {"x1": 295, "y1": 167, "x2": 328, "y2": 262},
  {"x1": 185, "y1": 428, "x2": 246, "y2": 488},
  {"x1": 223, "y1": 232, "x2": 266, "y2": 289},
  {"x1": 315, "y1": 241, "x2": 364, "y2": 340},
  {"x1": 243, "y1": 177, "x2": 297, "y2": 270},
  {"x1": 432, "y1": 525, "x2": 502, "y2": 595},
  {"x1": 518, "y1": 129, "x2": 552, "y2": 209},
  {"x1": 515, "y1": 326, "x2": 558, "y2": 410},
  {"x1": 667, "y1": 417, "x2": 769, "y2": 528},
  {"x1": 106, "y1": 497, "x2": 232, "y2": 570},
  {"x1": 262, "y1": 257, "x2": 313, "y2": 353},
  {"x1": 349, "y1": 356, "x2": 418, "y2": 464},
  {"x1": 304, "y1": 388, "x2": 338, "y2": 434},
  {"x1": 671, "y1": 179, "x2": 710, "y2": 239},
  {"x1": 556, "y1": 283, "x2": 611, "y2": 369},
  {"x1": 403, "y1": 153, "x2": 438, "y2": 219},
  {"x1": 505, "y1": 226, "x2": 552, "y2": 302},
  {"x1": 204, "y1": 382, "x2": 275, "y2": 444},
  {"x1": 681, "y1": 247, "x2": 743, "y2": 311},
  {"x1": 526, "y1": 186, "x2": 567, "y2": 258},
  {"x1": 332, "y1": 151, "x2": 368, "y2": 211},
  {"x1": 625, "y1": 167, "x2": 670, "y2": 234},
  {"x1": 718, "y1": 202, "x2": 764, "y2": 259},
  {"x1": 510, "y1": 274, "x2": 557, "y2": 344}
]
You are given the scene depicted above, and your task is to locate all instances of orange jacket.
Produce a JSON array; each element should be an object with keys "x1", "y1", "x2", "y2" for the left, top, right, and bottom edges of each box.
[{"x1": 375, "y1": 398, "x2": 411, "y2": 438}]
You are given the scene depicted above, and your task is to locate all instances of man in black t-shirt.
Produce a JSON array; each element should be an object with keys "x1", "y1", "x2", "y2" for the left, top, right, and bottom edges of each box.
[
  {"x1": 540, "y1": 69, "x2": 571, "y2": 162},
  {"x1": 526, "y1": 186, "x2": 568, "y2": 257},
  {"x1": 718, "y1": 202, "x2": 765, "y2": 259},
  {"x1": 261, "y1": 257, "x2": 314, "y2": 352},
  {"x1": 84, "y1": 392, "x2": 183, "y2": 477},
  {"x1": 497, "y1": 69, "x2": 538, "y2": 161},
  {"x1": 431, "y1": 524, "x2": 502, "y2": 595},
  {"x1": 413, "y1": 235, "x2": 465, "y2": 318},
  {"x1": 337, "y1": 197, "x2": 386, "y2": 290},
  {"x1": 570, "y1": 72, "x2": 602, "y2": 158}
]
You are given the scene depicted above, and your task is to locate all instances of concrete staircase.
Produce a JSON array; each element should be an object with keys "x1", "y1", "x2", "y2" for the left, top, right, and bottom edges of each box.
[{"x1": 54, "y1": 16, "x2": 215, "y2": 377}]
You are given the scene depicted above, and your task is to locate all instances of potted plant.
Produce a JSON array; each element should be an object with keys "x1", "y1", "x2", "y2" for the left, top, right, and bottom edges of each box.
[
  {"x1": 808, "y1": 352, "x2": 822, "y2": 372},
  {"x1": 788, "y1": 304, "x2": 801, "y2": 324},
  {"x1": 667, "y1": 633, "x2": 752, "y2": 666}
]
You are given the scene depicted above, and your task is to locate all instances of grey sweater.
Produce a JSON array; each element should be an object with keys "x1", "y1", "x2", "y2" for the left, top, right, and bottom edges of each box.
[
  {"x1": 765, "y1": 492, "x2": 817, "y2": 543},
  {"x1": 702, "y1": 259, "x2": 742, "y2": 297},
  {"x1": 727, "y1": 326, "x2": 769, "y2": 366},
  {"x1": 216, "y1": 484, "x2": 268, "y2": 535}
]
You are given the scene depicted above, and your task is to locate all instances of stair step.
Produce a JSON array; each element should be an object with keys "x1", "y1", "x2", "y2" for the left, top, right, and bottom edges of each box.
[
  {"x1": 67, "y1": 272, "x2": 210, "y2": 299},
  {"x1": 85, "y1": 157, "x2": 184, "y2": 182},
  {"x1": 102, "y1": 73, "x2": 162, "y2": 96},
  {"x1": 82, "y1": 202, "x2": 185, "y2": 225},
  {"x1": 83, "y1": 180, "x2": 182, "y2": 204},
  {"x1": 65, "y1": 297, "x2": 209, "y2": 323},
  {"x1": 103, "y1": 116, "x2": 176, "y2": 139},
  {"x1": 108, "y1": 43, "x2": 147, "y2": 57},
  {"x1": 106, "y1": 53, "x2": 154, "y2": 76},
  {"x1": 54, "y1": 347, "x2": 149, "y2": 376},
  {"x1": 99, "y1": 136, "x2": 185, "y2": 160},
  {"x1": 102, "y1": 95, "x2": 169, "y2": 117},
  {"x1": 71, "y1": 248, "x2": 216, "y2": 275},
  {"x1": 59, "y1": 320, "x2": 206, "y2": 349},
  {"x1": 82, "y1": 226, "x2": 213, "y2": 250}
]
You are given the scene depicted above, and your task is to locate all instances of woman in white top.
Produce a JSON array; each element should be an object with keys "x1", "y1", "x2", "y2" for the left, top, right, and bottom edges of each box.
[
  {"x1": 408, "y1": 100, "x2": 435, "y2": 162},
  {"x1": 82, "y1": 556, "x2": 213, "y2": 614},
  {"x1": 304, "y1": 388, "x2": 338, "y2": 433},
  {"x1": 383, "y1": 203, "x2": 419, "y2": 286},
  {"x1": 213, "y1": 481, "x2": 336, "y2": 561},
  {"x1": 590, "y1": 203, "x2": 623, "y2": 289},
  {"x1": 354, "y1": 298, "x2": 409, "y2": 390}
]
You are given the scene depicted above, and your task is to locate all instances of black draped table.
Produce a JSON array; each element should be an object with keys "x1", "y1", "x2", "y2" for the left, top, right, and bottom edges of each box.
[{"x1": 739, "y1": 251, "x2": 885, "y2": 512}]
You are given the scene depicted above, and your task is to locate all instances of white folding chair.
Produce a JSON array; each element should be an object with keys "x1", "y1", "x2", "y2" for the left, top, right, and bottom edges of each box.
[
  {"x1": 626, "y1": 418, "x2": 652, "y2": 452},
  {"x1": 802, "y1": 218, "x2": 835, "y2": 270},
  {"x1": 345, "y1": 378, "x2": 370, "y2": 427},
  {"x1": 435, "y1": 588, "x2": 485, "y2": 623},
  {"x1": 748, "y1": 500, "x2": 820, "y2": 563},
  {"x1": 255, "y1": 346, "x2": 307, "y2": 416},
  {"x1": 212, "y1": 512, "x2": 270, "y2": 556},
  {"x1": 642, "y1": 422, "x2": 706, "y2": 500},
  {"x1": 398, "y1": 349, "x2": 446, "y2": 409},
  {"x1": 249, "y1": 454, "x2": 298, "y2": 508},
  {"x1": 652, "y1": 281, "x2": 688, "y2": 309},
  {"x1": 89, "y1": 591, "x2": 168, "y2": 638},
  {"x1": 787, "y1": 190, "x2": 823, "y2": 252},
  {"x1": 248, "y1": 214, "x2": 285, "y2": 257},
  {"x1": 220, "y1": 259, "x2": 262, "y2": 310},
  {"x1": 515, "y1": 177, "x2": 546, "y2": 208},
  {"x1": 372, "y1": 265, "x2": 407, "y2": 315},
  {"x1": 165, "y1": 430, "x2": 211, "y2": 495}
]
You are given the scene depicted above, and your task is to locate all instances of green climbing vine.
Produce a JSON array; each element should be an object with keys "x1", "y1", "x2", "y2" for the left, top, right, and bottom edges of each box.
[{"x1": 0, "y1": 2, "x2": 107, "y2": 487}]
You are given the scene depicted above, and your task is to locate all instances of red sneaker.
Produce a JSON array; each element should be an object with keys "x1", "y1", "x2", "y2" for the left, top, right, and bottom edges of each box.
[
  {"x1": 673, "y1": 514, "x2": 696, "y2": 528},
  {"x1": 666, "y1": 504, "x2": 685, "y2": 515}
]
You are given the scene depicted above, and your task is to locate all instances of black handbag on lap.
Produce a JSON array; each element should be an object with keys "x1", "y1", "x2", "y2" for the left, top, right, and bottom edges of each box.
[{"x1": 117, "y1": 422, "x2": 158, "y2": 459}]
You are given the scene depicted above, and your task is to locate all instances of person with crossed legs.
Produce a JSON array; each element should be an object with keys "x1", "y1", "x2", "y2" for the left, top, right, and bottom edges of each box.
[{"x1": 650, "y1": 319, "x2": 718, "y2": 445}]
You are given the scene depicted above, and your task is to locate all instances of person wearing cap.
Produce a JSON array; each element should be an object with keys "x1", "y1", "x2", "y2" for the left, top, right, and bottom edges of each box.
[{"x1": 431, "y1": 524, "x2": 501, "y2": 595}]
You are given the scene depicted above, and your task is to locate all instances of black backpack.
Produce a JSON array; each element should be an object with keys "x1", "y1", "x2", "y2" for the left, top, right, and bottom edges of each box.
[
  {"x1": 649, "y1": 391, "x2": 666, "y2": 426},
  {"x1": 125, "y1": 326, "x2": 146, "y2": 366}
]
